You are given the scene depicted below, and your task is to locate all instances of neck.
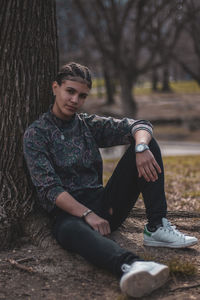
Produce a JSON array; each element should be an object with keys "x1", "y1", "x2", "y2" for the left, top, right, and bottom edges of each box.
[{"x1": 52, "y1": 104, "x2": 74, "y2": 121}]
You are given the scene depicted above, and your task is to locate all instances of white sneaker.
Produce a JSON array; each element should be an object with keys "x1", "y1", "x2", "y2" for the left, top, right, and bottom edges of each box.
[
  {"x1": 144, "y1": 218, "x2": 198, "y2": 248},
  {"x1": 120, "y1": 261, "x2": 169, "y2": 298}
]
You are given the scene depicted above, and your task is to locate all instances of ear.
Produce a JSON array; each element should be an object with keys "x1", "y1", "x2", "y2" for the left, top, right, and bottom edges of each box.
[{"x1": 52, "y1": 81, "x2": 58, "y2": 95}]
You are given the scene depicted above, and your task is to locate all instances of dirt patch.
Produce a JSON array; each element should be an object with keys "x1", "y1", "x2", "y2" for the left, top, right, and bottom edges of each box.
[{"x1": 0, "y1": 210, "x2": 199, "y2": 300}]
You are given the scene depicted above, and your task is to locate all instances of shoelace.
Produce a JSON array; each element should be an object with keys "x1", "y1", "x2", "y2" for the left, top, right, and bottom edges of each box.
[
  {"x1": 121, "y1": 263, "x2": 131, "y2": 273},
  {"x1": 163, "y1": 220, "x2": 186, "y2": 238}
]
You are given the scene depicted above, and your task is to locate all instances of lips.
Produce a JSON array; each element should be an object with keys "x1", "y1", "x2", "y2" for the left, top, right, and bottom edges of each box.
[{"x1": 65, "y1": 105, "x2": 77, "y2": 111}]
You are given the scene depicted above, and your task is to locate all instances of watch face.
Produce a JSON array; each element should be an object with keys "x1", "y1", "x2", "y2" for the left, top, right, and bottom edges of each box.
[
  {"x1": 135, "y1": 144, "x2": 149, "y2": 152},
  {"x1": 138, "y1": 145, "x2": 144, "y2": 151}
]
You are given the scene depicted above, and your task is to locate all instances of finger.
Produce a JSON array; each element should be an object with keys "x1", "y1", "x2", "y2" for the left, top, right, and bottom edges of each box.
[
  {"x1": 143, "y1": 165, "x2": 155, "y2": 182},
  {"x1": 140, "y1": 167, "x2": 150, "y2": 182},
  {"x1": 99, "y1": 221, "x2": 110, "y2": 236},
  {"x1": 152, "y1": 159, "x2": 162, "y2": 173},
  {"x1": 138, "y1": 169, "x2": 142, "y2": 178},
  {"x1": 102, "y1": 224, "x2": 108, "y2": 236},
  {"x1": 149, "y1": 168, "x2": 157, "y2": 181},
  {"x1": 105, "y1": 222, "x2": 111, "y2": 235},
  {"x1": 102, "y1": 224, "x2": 107, "y2": 236},
  {"x1": 137, "y1": 167, "x2": 142, "y2": 178},
  {"x1": 101, "y1": 224, "x2": 107, "y2": 236},
  {"x1": 146, "y1": 152, "x2": 161, "y2": 174},
  {"x1": 107, "y1": 223, "x2": 111, "y2": 235},
  {"x1": 108, "y1": 207, "x2": 113, "y2": 215},
  {"x1": 98, "y1": 224, "x2": 105, "y2": 236},
  {"x1": 104, "y1": 221, "x2": 111, "y2": 235},
  {"x1": 148, "y1": 164, "x2": 159, "y2": 181},
  {"x1": 93, "y1": 225, "x2": 99, "y2": 232}
]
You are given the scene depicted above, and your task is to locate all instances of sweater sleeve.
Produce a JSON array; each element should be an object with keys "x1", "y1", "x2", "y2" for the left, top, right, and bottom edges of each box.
[
  {"x1": 23, "y1": 126, "x2": 65, "y2": 211},
  {"x1": 81, "y1": 114, "x2": 153, "y2": 148}
]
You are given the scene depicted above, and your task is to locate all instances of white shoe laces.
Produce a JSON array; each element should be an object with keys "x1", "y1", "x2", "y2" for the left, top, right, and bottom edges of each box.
[{"x1": 162, "y1": 219, "x2": 185, "y2": 239}]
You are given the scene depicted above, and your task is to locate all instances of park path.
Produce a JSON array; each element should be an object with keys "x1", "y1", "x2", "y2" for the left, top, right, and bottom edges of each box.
[
  {"x1": 158, "y1": 141, "x2": 200, "y2": 156},
  {"x1": 100, "y1": 140, "x2": 200, "y2": 159}
]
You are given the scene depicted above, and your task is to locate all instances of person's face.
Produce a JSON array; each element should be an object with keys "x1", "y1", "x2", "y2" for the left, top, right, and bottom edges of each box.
[{"x1": 52, "y1": 80, "x2": 90, "y2": 120}]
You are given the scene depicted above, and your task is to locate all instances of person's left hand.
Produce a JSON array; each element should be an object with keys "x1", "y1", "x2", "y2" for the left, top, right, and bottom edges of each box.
[{"x1": 136, "y1": 150, "x2": 161, "y2": 182}]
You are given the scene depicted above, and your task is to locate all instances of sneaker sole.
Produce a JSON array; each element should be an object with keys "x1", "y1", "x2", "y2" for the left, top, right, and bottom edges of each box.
[
  {"x1": 120, "y1": 265, "x2": 169, "y2": 298},
  {"x1": 144, "y1": 239, "x2": 198, "y2": 248}
]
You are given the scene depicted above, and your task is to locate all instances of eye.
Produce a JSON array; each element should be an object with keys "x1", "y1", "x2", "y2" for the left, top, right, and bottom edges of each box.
[
  {"x1": 79, "y1": 94, "x2": 87, "y2": 99},
  {"x1": 67, "y1": 88, "x2": 75, "y2": 94}
]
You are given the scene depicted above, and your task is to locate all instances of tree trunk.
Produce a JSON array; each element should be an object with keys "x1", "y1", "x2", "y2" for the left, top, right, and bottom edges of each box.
[
  {"x1": 0, "y1": 0, "x2": 58, "y2": 249},
  {"x1": 176, "y1": 59, "x2": 200, "y2": 86},
  {"x1": 102, "y1": 64, "x2": 115, "y2": 105},
  {"x1": 161, "y1": 64, "x2": 172, "y2": 92},
  {"x1": 152, "y1": 69, "x2": 159, "y2": 91},
  {"x1": 96, "y1": 77, "x2": 104, "y2": 98},
  {"x1": 119, "y1": 75, "x2": 137, "y2": 118}
]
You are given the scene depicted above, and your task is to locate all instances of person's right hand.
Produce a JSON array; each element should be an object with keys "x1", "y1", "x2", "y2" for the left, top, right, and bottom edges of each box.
[{"x1": 85, "y1": 212, "x2": 111, "y2": 236}]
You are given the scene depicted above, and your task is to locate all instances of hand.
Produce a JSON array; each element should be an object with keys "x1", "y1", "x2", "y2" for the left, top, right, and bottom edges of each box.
[
  {"x1": 84, "y1": 212, "x2": 111, "y2": 236},
  {"x1": 136, "y1": 150, "x2": 162, "y2": 182}
]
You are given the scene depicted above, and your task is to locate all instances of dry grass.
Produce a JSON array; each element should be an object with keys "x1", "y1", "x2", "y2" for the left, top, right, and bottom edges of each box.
[
  {"x1": 139, "y1": 253, "x2": 197, "y2": 276},
  {"x1": 164, "y1": 155, "x2": 200, "y2": 212},
  {"x1": 135, "y1": 80, "x2": 200, "y2": 95},
  {"x1": 167, "y1": 258, "x2": 197, "y2": 276},
  {"x1": 103, "y1": 155, "x2": 200, "y2": 213}
]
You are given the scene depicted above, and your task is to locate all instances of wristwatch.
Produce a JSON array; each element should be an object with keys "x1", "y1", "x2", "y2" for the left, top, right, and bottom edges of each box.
[{"x1": 135, "y1": 143, "x2": 149, "y2": 153}]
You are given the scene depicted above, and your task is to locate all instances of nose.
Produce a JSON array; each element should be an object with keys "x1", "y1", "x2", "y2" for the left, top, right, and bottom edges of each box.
[{"x1": 70, "y1": 94, "x2": 79, "y2": 104}]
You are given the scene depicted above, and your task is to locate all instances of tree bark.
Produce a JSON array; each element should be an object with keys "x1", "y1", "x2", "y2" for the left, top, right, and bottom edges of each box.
[
  {"x1": 152, "y1": 69, "x2": 159, "y2": 91},
  {"x1": 0, "y1": 0, "x2": 58, "y2": 249},
  {"x1": 161, "y1": 64, "x2": 172, "y2": 92},
  {"x1": 102, "y1": 64, "x2": 115, "y2": 105},
  {"x1": 119, "y1": 75, "x2": 137, "y2": 118}
]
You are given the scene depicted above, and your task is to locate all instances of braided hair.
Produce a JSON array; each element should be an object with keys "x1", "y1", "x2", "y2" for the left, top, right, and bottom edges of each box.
[{"x1": 55, "y1": 62, "x2": 92, "y2": 89}]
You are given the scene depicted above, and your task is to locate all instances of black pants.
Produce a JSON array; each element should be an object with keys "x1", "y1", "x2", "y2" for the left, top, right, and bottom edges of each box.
[{"x1": 53, "y1": 138, "x2": 167, "y2": 277}]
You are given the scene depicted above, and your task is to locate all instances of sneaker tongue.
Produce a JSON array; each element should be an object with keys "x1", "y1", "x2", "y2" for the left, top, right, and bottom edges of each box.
[{"x1": 162, "y1": 218, "x2": 169, "y2": 227}]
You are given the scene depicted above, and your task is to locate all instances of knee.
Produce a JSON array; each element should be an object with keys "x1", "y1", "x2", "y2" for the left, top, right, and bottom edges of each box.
[
  {"x1": 54, "y1": 217, "x2": 87, "y2": 248},
  {"x1": 149, "y1": 137, "x2": 161, "y2": 155}
]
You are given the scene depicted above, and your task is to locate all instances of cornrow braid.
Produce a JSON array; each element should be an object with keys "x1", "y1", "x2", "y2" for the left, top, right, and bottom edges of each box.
[{"x1": 55, "y1": 62, "x2": 92, "y2": 89}]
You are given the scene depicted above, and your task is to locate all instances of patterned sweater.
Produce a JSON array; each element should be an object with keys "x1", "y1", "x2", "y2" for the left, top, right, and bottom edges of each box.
[{"x1": 23, "y1": 107, "x2": 153, "y2": 212}]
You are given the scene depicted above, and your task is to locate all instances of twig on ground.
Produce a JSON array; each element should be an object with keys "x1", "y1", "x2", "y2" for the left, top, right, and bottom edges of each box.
[
  {"x1": 8, "y1": 259, "x2": 36, "y2": 273},
  {"x1": 130, "y1": 208, "x2": 200, "y2": 219},
  {"x1": 170, "y1": 283, "x2": 200, "y2": 292},
  {"x1": 15, "y1": 257, "x2": 35, "y2": 263}
]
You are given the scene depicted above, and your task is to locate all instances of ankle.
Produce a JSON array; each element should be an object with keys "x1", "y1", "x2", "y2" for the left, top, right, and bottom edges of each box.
[{"x1": 147, "y1": 223, "x2": 162, "y2": 232}]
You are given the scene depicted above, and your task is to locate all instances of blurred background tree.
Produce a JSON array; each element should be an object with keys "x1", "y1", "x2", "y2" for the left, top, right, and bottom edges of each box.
[
  {"x1": 172, "y1": 0, "x2": 200, "y2": 85},
  {"x1": 56, "y1": 0, "x2": 197, "y2": 116}
]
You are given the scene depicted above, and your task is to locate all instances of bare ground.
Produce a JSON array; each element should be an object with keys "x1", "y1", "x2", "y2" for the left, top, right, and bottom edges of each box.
[{"x1": 0, "y1": 210, "x2": 199, "y2": 300}]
